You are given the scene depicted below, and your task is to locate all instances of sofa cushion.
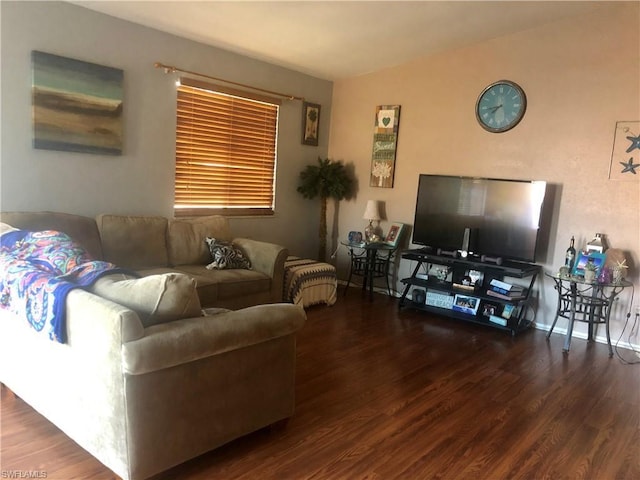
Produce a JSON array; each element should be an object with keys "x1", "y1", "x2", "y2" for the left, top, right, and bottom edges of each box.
[
  {"x1": 176, "y1": 265, "x2": 270, "y2": 299},
  {"x1": 90, "y1": 273, "x2": 202, "y2": 327},
  {"x1": 191, "y1": 278, "x2": 219, "y2": 308},
  {"x1": 205, "y1": 237, "x2": 251, "y2": 270},
  {"x1": 167, "y1": 215, "x2": 232, "y2": 266},
  {"x1": 202, "y1": 307, "x2": 231, "y2": 316},
  {"x1": 1, "y1": 211, "x2": 104, "y2": 259},
  {"x1": 96, "y1": 214, "x2": 168, "y2": 269},
  {"x1": 215, "y1": 270, "x2": 270, "y2": 299},
  {"x1": 134, "y1": 267, "x2": 182, "y2": 277}
]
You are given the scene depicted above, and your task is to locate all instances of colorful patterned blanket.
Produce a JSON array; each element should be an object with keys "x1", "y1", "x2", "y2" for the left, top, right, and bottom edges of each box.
[{"x1": 0, "y1": 230, "x2": 129, "y2": 343}]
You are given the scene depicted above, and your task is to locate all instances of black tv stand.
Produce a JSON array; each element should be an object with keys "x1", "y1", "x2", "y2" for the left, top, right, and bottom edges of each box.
[{"x1": 399, "y1": 249, "x2": 541, "y2": 335}]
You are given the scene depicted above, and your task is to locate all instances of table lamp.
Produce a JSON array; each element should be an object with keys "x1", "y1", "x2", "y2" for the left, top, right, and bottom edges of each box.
[{"x1": 363, "y1": 200, "x2": 381, "y2": 241}]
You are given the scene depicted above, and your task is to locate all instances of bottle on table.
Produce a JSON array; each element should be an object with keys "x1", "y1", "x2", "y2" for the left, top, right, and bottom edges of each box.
[{"x1": 565, "y1": 236, "x2": 576, "y2": 270}]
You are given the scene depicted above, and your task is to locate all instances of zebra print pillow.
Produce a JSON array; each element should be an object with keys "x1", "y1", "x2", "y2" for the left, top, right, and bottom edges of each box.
[{"x1": 204, "y1": 237, "x2": 252, "y2": 270}]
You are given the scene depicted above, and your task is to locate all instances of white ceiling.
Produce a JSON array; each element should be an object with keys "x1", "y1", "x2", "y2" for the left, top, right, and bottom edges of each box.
[{"x1": 72, "y1": 1, "x2": 605, "y2": 80}]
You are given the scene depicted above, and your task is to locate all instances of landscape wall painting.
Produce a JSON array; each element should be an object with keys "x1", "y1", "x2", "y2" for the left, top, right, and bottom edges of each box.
[{"x1": 32, "y1": 51, "x2": 123, "y2": 155}]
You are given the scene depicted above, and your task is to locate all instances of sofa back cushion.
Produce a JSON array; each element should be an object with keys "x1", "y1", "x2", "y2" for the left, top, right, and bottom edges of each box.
[
  {"x1": 167, "y1": 215, "x2": 232, "y2": 266},
  {"x1": 0, "y1": 211, "x2": 104, "y2": 259},
  {"x1": 96, "y1": 214, "x2": 169, "y2": 269},
  {"x1": 91, "y1": 272, "x2": 202, "y2": 327}
]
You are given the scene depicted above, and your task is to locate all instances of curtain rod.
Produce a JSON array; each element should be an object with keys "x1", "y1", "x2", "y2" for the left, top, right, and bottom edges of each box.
[{"x1": 154, "y1": 62, "x2": 305, "y2": 101}]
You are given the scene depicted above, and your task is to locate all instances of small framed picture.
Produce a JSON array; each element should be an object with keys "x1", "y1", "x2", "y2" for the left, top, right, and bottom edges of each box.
[
  {"x1": 452, "y1": 294, "x2": 480, "y2": 315},
  {"x1": 384, "y1": 222, "x2": 404, "y2": 247},
  {"x1": 501, "y1": 304, "x2": 516, "y2": 319},
  {"x1": 348, "y1": 231, "x2": 363, "y2": 244},
  {"x1": 481, "y1": 301, "x2": 499, "y2": 318},
  {"x1": 302, "y1": 101, "x2": 320, "y2": 146},
  {"x1": 466, "y1": 269, "x2": 484, "y2": 287},
  {"x1": 571, "y1": 251, "x2": 606, "y2": 277}
]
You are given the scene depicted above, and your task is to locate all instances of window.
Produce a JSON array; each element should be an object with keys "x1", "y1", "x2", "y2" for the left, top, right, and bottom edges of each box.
[{"x1": 175, "y1": 77, "x2": 280, "y2": 216}]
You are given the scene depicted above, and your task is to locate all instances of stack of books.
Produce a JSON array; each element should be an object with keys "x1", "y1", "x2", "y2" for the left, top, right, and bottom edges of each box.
[{"x1": 486, "y1": 279, "x2": 526, "y2": 300}]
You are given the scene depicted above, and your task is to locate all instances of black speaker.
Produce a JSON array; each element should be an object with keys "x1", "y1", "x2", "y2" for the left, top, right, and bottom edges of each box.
[{"x1": 413, "y1": 289, "x2": 426, "y2": 304}]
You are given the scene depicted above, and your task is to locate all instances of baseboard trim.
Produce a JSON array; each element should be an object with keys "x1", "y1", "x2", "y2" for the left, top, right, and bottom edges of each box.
[{"x1": 534, "y1": 323, "x2": 640, "y2": 353}]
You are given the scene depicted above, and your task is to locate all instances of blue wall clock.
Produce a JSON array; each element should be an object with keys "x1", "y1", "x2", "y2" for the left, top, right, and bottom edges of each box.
[{"x1": 476, "y1": 80, "x2": 527, "y2": 133}]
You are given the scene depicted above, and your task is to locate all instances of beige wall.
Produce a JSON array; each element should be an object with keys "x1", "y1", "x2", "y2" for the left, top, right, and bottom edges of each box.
[{"x1": 328, "y1": 3, "x2": 639, "y2": 345}]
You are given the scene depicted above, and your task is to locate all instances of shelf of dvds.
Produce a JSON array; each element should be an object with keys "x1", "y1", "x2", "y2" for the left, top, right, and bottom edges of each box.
[{"x1": 399, "y1": 250, "x2": 541, "y2": 335}]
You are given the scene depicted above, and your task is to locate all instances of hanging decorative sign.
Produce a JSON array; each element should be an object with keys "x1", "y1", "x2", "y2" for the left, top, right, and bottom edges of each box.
[
  {"x1": 302, "y1": 101, "x2": 320, "y2": 146},
  {"x1": 370, "y1": 105, "x2": 401, "y2": 188}
]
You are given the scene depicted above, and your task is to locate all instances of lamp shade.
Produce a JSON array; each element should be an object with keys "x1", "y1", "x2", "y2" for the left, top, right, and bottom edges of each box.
[{"x1": 363, "y1": 200, "x2": 381, "y2": 221}]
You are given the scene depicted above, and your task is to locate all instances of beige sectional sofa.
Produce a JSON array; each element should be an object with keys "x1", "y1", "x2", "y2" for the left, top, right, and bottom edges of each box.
[
  {"x1": 0, "y1": 211, "x2": 306, "y2": 480},
  {"x1": 1, "y1": 211, "x2": 289, "y2": 309}
]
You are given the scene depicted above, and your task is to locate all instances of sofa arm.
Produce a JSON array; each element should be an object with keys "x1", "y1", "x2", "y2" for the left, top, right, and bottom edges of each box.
[
  {"x1": 66, "y1": 289, "x2": 145, "y2": 347},
  {"x1": 122, "y1": 303, "x2": 306, "y2": 375},
  {"x1": 234, "y1": 238, "x2": 288, "y2": 302},
  {"x1": 233, "y1": 238, "x2": 287, "y2": 277}
]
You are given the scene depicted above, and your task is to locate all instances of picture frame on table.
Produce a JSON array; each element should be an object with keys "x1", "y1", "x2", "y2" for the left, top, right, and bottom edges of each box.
[
  {"x1": 452, "y1": 293, "x2": 480, "y2": 316},
  {"x1": 384, "y1": 222, "x2": 404, "y2": 247},
  {"x1": 501, "y1": 304, "x2": 516, "y2": 319},
  {"x1": 347, "y1": 231, "x2": 363, "y2": 245},
  {"x1": 571, "y1": 251, "x2": 606, "y2": 277},
  {"x1": 481, "y1": 301, "x2": 499, "y2": 318}
]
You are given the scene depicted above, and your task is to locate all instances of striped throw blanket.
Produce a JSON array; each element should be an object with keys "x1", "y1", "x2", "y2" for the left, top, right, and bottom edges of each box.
[{"x1": 284, "y1": 256, "x2": 337, "y2": 307}]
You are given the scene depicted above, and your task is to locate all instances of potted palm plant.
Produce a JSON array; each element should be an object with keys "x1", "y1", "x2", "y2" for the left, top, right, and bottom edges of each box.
[{"x1": 297, "y1": 157, "x2": 354, "y2": 261}]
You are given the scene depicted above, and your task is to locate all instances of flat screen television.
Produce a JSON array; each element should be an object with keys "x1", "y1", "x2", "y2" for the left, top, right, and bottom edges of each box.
[{"x1": 412, "y1": 174, "x2": 547, "y2": 263}]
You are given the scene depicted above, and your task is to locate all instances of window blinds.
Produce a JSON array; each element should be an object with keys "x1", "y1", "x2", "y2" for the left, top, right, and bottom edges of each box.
[{"x1": 175, "y1": 78, "x2": 280, "y2": 216}]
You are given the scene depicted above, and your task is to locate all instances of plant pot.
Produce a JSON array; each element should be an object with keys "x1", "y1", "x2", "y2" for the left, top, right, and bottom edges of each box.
[
  {"x1": 612, "y1": 267, "x2": 626, "y2": 284},
  {"x1": 584, "y1": 269, "x2": 596, "y2": 283}
]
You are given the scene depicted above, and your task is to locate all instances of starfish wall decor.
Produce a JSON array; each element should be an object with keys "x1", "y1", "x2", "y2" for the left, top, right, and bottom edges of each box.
[
  {"x1": 619, "y1": 157, "x2": 639, "y2": 174},
  {"x1": 609, "y1": 121, "x2": 640, "y2": 181}
]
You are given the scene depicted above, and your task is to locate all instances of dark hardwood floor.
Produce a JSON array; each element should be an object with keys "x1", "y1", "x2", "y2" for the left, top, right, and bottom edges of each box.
[{"x1": 2, "y1": 291, "x2": 639, "y2": 479}]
